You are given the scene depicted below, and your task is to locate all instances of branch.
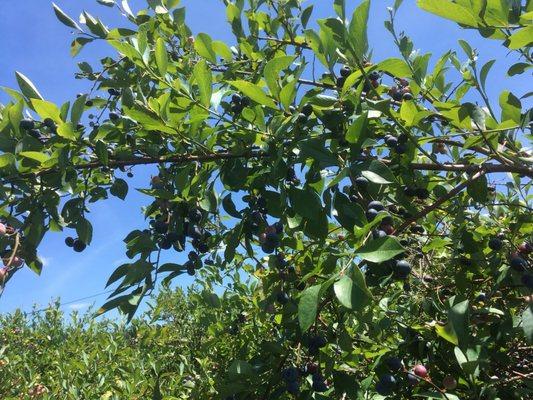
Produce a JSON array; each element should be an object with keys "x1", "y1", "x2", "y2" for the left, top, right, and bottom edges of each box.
[
  {"x1": 394, "y1": 169, "x2": 487, "y2": 234},
  {"x1": 7, "y1": 153, "x2": 532, "y2": 181}
]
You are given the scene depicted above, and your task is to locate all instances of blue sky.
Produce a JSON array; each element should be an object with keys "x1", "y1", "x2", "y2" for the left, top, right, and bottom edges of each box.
[{"x1": 0, "y1": 0, "x2": 525, "y2": 316}]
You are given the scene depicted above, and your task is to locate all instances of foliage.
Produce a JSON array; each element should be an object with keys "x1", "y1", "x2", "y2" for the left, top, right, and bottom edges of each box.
[{"x1": 0, "y1": 0, "x2": 532, "y2": 398}]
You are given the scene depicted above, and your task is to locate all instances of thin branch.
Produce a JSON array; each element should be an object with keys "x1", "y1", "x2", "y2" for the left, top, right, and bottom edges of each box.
[
  {"x1": 394, "y1": 169, "x2": 488, "y2": 234},
  {"x1": 6, "y1": 154, "x2": 532, "y2": 181}
]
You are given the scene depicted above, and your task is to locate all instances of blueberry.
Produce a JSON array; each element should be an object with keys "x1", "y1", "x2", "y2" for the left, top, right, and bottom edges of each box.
[
  {"x1": 297, "y1": 113, "x2": 308, "y2": 123},
  {"x1": 510, "y1": 256, "x2": 526, "y2": 272},
  {"x1": 354, "y1": 176, "x2": 369, "y2": 189},
  {"x1": 154, "y1": 220, "x2": 168, "y2": 234},
  {"x1": 43, "y1": 118, "x2": 56, "y2": 129},
  {"x1": 373, "y1": 229, "x2": 387, "y2": 239},
  {"x1": 395, "y1": 260, "x2": 411, "y2": 279},
  {"x1": 488, "y1": 238, "x2": 503, "y2": 251},
  {"x1": 187, "y1": 224, "x2": 203, "y2": 240},
  {"x1": 386, "y1": 136, "x2": 398, "y2": 147},
  {"x1": 65, "y1": 237, "x2": 75, "y2": 247},
  {"x1": 397, "y1": 133, "x2": 408, "y2": 143},
  {"x1": 73, "y1": 239, "x2": 87, "y2": 253},
  {"x1": 375, "y1": 381, "x2": 393, "y2": 396},
  {"x1": 416, "y1": 188, "x2": 430, "y2": 200},
  {"x1": 403, "y1": 92, "x2": 414, "y2": 101},
  {"x1": 369, "y1": 71, "x2": 381, "y2": 81},
  {"x1": 108, "y1": 88, "x2": 120, "y2": 96},
  {"x1": 276, "y1": 291, "x2": 290, "y2": 305},
  {"x1": 230, "y1": 103, "x2": 243, "y2": 114},
  {"x1": 368, "y1": 201, "x2": 385, "y2": 211},
  {"x1": 312, "y1": 380, "x2": 328, "y2": 392},
  {"x1": 366, "y1": 208, "x2": 379, "y2": 222},
  {"x1": 19, "y1": 119, "x2": 35, "y2": 131},
  {"x1": 301, "y1": 103, "x2": 313, "y2": 117},
  {"x1": 282, "y1": 367, "x2": 299, "y2": 382},
  {"x1": 286, "y1": 380, "x2": 300, "y2": 394},
  {"x1": 273, "y1": 221, "x2": 283, "y2": 234},
  {"x1": 379, "y1": 374, "x2": 397, "y2": 389},
  {"x1": 336, "y1": 76, "x2": 346, "y2": 88},
  {"x1": 340, "y1": 65, "x2": 352, "y2": 77},
  {"x1": 160, "y1": 239, "x2": 172, "y2": 250},
  {"x1": 310, "y1": 335, "x2": 327, "y2": 348},
  {"x1": 395, "y1": 143, "x2": 408, "y2": 154},
  {"x1": 407, "y1": 373, "x2": 419, "y2": 386},
  {"x1": 265, "y1": 232, "x2": 280, "y2": 247},
  {"x1": 404, "y1": 186, "x2": 417, "y2": 197},
  {"x1": 109, "y1": 112, "x2": 120, "y2": 121},
  {"x1": 231, "y1": 94, "x2": 242, "y2": 103},
  {"x1": 521, "y1": 274, "x2": 533, "y2": 290},
  {"x1": 385, "y1": 357, "x2": 403, "y2": 371},
  {"x1": 240, "y1": 96, "x2": 251, "y2": 107},
  {"x1": 261, "y1": 243, "x2": 275, "y2": 254},
  {"x1": 188, "y1": 208, "x2": 203, "y2": 223}
]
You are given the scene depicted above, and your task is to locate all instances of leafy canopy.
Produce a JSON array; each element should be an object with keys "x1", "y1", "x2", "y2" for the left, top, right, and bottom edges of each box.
[{"x1": 0, "y1": 0, "x2": 532, "y2": 399}]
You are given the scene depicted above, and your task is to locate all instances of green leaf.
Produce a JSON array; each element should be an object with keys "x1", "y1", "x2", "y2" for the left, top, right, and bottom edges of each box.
[
  {"x1": 228, "y1": 80, "x2": 277, "y2": 110},
  {"x1": 357, "y1": 236, "x2": 405, "y2": 263},
  {"x1": 52, "y1": 2, "x2": 83, "y2": 31},
  {"x1": 264, "y1": 56, "x2": 294, "y2": 99},
  {"x1": 123, "y1": 107, "x2": 176, "y2": 134},
  {"x1": 348, "y1": 0, "x2": 370, "y2": 58},
  {"x1": 376, "y1": 58, "x2": 411, "y2": 77},
  {"x1": 155, "y1": 37, "x2": 168, "y2": 76},
  {"x1": 417, "y1": 0, "x2": 478, "y2": 27},
  {"x1": 400, "y1": 100, "x2": 418, "y2": 126},
  {"x1": 0, "y1": 154, "x2": 15, "y2": 168},
  {"x1": 15, "y1": 72, "x2": 43, "y2": 101},
  {"x1": 19, "y1": 151, "x2": 50, "y2": 163},
  {"x1": 435, "y1": 323, "x2": 459, "y2": 345},
  {"x1": 523, "y1": 305, "x2": 533, "y2": 344},
  {"x1": 499, "y1": 90, "x2": 522, "y2": 124},
  {"x1": 193, "y1": 59, "x2": 212, "y2": 108},
  {"x1": 298, "y1": 284, "x2": 321, "y2": 332},
  {"x1": 479, "y1": 60, "x2": 495, "y2": 93},
  {"x1": 194, "y1": 33, "x2": 216, "y2": 63},
  {"x1": 95, "y1": 141, "x2": 109, "y2": 166},
  {"x1": 506, "y1": 26, "x2": 533, "y2": 49},
  {"x1": 71, "y1": 37, "x2": 93, "y2": 57},
  {"x1": 360, "y1": 161, "x2": 396, "y2": 185},
  {"x1": 31, "y1": 99, "x2": 62, "y2": 122},
  {"x1": 507, "y1": 62, "x2": 531, "y2": 76},
  {"x1": 449, "y1": 300, "x2": 469, "y2": 347},
  {"x1": 467, "y1": 174, "x2": 488, "y2": 202},
  {"x1": 345, "y1": 112, "x2": 368, "y2": 147},
  {"x1": 110, "y1": 178, "x2": 129, "y2": 200},
  {"x1": 228, "y1": 360, "x2": 254, "y2": 379},
  {"x1": 57, "y1": 122, "x2": 79, "y2": 140},
  {"x1": 71, "y1": 94, "x2": 87, "y2": 125},
  {"x1": 76, "y1": 217, "x2": 93, "y2": 245},
  {"x1": 334, "y1": 272, "x2": 370, "y2": 311}
]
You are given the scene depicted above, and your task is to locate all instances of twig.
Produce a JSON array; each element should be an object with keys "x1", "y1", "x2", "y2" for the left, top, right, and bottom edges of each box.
[{"x1": 394, "y1": 169, "x2": 488, "y2": 234}]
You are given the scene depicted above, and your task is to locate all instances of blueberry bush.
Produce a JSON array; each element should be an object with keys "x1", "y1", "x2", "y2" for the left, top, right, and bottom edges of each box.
[{"x1": 0, "y1": 0, "x2": 532, "y2": 398}]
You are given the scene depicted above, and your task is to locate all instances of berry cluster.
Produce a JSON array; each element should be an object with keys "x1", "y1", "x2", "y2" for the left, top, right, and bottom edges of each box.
[
  {"x1": 389, "y1": 78, "x2": 413, "y2": 101},
  {"x1": 384, "y1": 133, "x2": 409, "y2": 154},
  {"x1": 229, "y1": 94, "x2": 250, "y2": 115},
  {"x1": 65, "y1": 237, "x2": 87, "y2": 253},
  {"x1": 19, "y1": 117, "x2": 57, "y2": 142}
]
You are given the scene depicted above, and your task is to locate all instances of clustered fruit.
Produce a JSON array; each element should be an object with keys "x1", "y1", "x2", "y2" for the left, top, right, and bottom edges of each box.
[
  {"x1": 64, "y1": 237, "x2": 87, "y2": 253},
  {"x1": 384, "y1": 132, "x2": 409, "y2": 154},
  {"x1": 229, "y1": 93, "x2": 250, "y2": 115},
  {"x1": 376, "y1": 360, "x2": 434, "y2": 396},
  {"x1": 388, "y1": 78, "x2": 413, "y2": 101},
  {"x1": 19, "y1": 117, "x2": 57, "y2": 142}
]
